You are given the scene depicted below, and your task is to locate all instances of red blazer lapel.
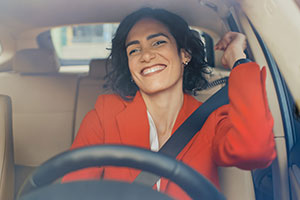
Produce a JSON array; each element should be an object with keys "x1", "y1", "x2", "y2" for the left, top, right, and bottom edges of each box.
[
  {"x1": 116, "y1": 91, "x2": 150, "y2": 149},
  {"x1": 115, "y1": 91, "x2": 150, "y2": 179}
]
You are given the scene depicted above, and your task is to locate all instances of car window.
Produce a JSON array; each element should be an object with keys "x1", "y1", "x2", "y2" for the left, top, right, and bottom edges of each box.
[{"x1": 50, "y1": 23, "x2": 119, "y2": 73}]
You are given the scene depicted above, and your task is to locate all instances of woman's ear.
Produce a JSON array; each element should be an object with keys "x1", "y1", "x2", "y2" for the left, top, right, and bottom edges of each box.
[{"x1": 180, "y1": 49, "x2": 191, "y2": 66}]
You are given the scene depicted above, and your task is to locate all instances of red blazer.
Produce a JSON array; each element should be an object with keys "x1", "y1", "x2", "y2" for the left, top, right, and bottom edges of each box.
[{"x1": 62, "y1": 62, "x2": 276, "y2": 200}]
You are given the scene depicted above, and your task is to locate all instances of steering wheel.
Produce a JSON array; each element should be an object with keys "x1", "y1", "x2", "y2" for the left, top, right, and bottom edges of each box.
[{"x1": 17, "y1": 145, "x2": 225, "y2": 200}]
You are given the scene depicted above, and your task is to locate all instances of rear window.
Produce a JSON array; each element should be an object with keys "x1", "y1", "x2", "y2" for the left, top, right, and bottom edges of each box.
[{"x1": 50, "y1": 23, "x2": 118, "y2": 73}]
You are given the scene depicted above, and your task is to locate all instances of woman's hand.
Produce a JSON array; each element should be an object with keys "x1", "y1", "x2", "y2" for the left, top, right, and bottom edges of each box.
[{"x1": 214, "y1": 32, "x2": 247, "y2": 69}]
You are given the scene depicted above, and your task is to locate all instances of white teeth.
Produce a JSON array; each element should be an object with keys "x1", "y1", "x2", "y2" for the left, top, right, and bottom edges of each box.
[{"x1": 142, "y1": 65, "x2": 166, "y2": 75}]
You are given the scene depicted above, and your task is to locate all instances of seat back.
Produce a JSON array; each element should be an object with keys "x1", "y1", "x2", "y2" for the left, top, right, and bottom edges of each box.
[
  {"x1": 0, "y1": 48, "x2": 78, "y2": 166},
  {"x1": 218, "y1": 167, "x2": 255, "y2": 200},
  {"x1": 73, "y1": 59, "x2": 108, "y2": 139},
  {"x1": 0, "y1": 95, "x2": 14, "y2": 200}
]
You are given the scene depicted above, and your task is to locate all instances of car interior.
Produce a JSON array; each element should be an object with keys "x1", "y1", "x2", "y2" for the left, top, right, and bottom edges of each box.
[{"x1": 0, "y1": 0, "x2": 299, "y2": 199}]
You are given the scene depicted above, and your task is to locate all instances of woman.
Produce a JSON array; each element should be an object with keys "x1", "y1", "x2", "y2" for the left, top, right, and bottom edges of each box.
[{"x1": 63, "y1": 7, "x2": 276, "y2": 199}]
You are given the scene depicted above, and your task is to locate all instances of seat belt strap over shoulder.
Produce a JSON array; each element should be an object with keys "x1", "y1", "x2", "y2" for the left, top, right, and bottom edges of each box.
[{"x1": 134, "y1": 84, "x2": 229, "y2": 187}]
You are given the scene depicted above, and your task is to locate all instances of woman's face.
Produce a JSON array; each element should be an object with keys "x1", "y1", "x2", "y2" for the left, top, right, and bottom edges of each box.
[{"x1": 125, "y1": 18, "x2": 189, "y2": 96}]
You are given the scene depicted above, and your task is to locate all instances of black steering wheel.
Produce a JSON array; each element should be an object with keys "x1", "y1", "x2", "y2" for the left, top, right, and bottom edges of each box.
[{"x1": 18, "y1": 145, "x2": 225, "y2": 200}]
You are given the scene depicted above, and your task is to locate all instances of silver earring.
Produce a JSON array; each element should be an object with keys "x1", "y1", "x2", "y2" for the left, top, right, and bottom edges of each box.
[{"x1": 183, "y1": 61, "x2": 189, "y2": 66}]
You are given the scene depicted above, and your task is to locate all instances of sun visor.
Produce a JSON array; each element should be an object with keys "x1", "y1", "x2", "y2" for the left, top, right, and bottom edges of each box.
[{"x1": 12, "y1": 49, "x2": 59, "y2": 74}]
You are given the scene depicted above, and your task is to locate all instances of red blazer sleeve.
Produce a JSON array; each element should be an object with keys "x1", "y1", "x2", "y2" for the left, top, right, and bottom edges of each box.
[
  {"x1": 62, "y1": 109, "x2": 105, "y2": 182},
  {"x1": 212, "y1": 62, "x2": 276, "y2": 170}
]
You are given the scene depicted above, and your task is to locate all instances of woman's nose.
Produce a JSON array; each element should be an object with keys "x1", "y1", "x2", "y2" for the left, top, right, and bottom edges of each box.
[{"x1": 139, "y1": 49, "x2": 156, "y2": 62}]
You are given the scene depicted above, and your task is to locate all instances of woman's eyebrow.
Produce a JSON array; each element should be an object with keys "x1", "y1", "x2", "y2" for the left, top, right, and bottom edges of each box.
[
  {"x1": 126, "y1": 40, "x2": 139, "y2": 49},
  {"x1": 126, "y1": 33, "x2": 169, "y2": 49},
  {"x1": 147, "y1": 32, "x2": 169, "y2": 40}
]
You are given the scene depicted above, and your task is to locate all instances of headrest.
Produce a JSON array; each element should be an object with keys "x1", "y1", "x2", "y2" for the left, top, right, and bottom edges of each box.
[
  {"x1": 89, "y1": 59, "x2": 107, "y2": 79},
  {"x1": 13, "y1": 48, "x2": 59, "y2": 74}
]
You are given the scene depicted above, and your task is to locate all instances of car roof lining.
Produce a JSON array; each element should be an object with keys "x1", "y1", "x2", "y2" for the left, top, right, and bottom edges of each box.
[{"x1": 0, "y1": 0, "x2": 231, "y2": 35}]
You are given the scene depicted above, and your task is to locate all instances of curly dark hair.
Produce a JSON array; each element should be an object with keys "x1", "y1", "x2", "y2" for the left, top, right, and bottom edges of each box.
[{"x1": 105, "y1": 7, "x2": 209, "y2": 100}]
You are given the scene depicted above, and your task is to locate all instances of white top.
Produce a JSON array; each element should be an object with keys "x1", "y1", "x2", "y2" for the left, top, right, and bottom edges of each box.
[{"x1": 147, "y1": 111, "x2": 161, "y2": 191}]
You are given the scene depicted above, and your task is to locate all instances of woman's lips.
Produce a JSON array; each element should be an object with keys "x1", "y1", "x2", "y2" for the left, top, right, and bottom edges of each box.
[{"x1": 141, "y1": 64, "x2": 167, "y2": 76}]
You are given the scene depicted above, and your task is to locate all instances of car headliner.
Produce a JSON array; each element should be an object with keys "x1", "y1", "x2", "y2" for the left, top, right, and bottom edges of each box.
[{"x1": 0, "y1": 0, "x2": 232, "y2": 34}]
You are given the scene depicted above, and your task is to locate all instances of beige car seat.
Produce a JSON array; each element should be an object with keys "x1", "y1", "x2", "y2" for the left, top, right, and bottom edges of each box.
[
  {"x1": 0, "y1": 48, "x2": 79, "y2": 167},
  {"x1": 73, "y1": 59, "x2": 108, "y2": 139},
  {"x1": 0, "y1": 95, "x2": 14, "y2": 200}
]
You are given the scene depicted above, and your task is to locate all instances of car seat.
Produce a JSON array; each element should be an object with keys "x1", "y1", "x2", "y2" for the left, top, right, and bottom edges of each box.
[{"x1": 0, "y1": 94, "x2": 14, "y2": 200}]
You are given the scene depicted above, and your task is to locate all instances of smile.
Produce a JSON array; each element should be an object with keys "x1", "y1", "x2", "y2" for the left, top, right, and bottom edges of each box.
[{"x1": 141, "y1": 64, "x2": 167, "y2": 76}]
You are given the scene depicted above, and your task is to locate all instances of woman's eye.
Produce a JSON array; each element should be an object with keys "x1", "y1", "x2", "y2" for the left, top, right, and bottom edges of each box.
[
  {"x1": 128, "y1": 48, "x2": 140, "y2": 55},
  {"x1": 153, "y1": 40, "x2": 166, "y2": 46}
]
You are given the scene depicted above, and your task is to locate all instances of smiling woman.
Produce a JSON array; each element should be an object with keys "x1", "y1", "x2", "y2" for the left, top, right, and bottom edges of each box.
[{"x1": 62, "y1": 7, "x2": 276, "y2": 200}]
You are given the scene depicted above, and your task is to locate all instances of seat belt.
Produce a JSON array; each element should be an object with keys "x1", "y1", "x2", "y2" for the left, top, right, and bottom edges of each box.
[{"x1": 134, "y1": 83, "x2": 229, "y2": 186}]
